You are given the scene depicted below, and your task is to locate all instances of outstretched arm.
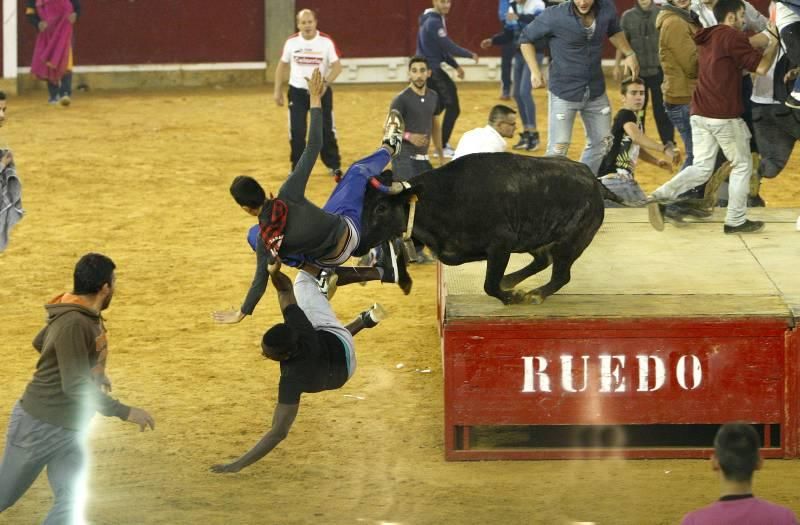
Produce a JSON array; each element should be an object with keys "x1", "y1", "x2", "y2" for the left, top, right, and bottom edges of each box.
[
  {"x1": 279, "y1": 68, "x2": 325, "y2": 201},
  {"x1": 210, "y1": 402, "x2": 299, "y2": 473}
]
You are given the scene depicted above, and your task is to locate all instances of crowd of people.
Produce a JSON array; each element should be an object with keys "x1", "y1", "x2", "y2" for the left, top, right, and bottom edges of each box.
[{"x1": 1, "y1": 0, "x2": 799, "y2": 523}]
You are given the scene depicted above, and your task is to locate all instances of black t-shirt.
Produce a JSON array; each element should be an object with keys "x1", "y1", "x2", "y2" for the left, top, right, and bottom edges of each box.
[
  {"x1": 598, "y1": 109, "x2": 641, "y2": 177},
  {"x1": 277, "y1": 305, "x2": 349, "y2": 404}
]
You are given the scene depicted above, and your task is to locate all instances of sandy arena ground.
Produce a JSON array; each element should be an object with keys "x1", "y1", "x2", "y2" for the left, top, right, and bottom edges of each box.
[{"x1": 1, "y1": 80, "x2": 799, "y2": 525}]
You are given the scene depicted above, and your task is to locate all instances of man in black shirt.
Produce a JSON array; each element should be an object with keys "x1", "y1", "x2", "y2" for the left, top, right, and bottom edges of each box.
[
  {"x1": 210, "y1": 259, "x2": 383, "y2": 473},
  {"x1": 598, "y1": 77, "x2": 680, "y2": 205}
]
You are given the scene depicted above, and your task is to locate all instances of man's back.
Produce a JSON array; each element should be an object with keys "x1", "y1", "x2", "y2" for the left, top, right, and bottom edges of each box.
[
  {"x1": 692, "y1": 24, "x2": 762, "y2": 118},
  {"x1": 682, "y1": 496, "x2": 799, "y2": 525}
]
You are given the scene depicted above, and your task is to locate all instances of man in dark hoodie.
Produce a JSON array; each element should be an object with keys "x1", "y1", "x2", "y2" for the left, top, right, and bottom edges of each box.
[
  {"x1": 0, "y1": 253, "x2": 155, "y2": 523},
  {"x1": 417, "y1": 0, "x2": 479, "y2": 158},
  {"x1": 647, "y1": 0, "x2": 778, "y2": 234},
  {"x1": 616, "y1": 0, "x2": 676, "y2": 151}
]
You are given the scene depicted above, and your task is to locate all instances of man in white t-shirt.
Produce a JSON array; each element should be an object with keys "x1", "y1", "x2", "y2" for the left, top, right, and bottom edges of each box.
[
  {"x1": 452, "y1": 104, "x2": 517, "y2": 159},
  {"x1": 274, "y1": 9, "x2": 344, "y2": 178}
]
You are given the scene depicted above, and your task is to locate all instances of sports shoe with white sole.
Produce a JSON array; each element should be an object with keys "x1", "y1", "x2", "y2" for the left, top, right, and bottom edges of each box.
[{"x1": 382, "y1": 109, "x2": 404, "y2": 157}]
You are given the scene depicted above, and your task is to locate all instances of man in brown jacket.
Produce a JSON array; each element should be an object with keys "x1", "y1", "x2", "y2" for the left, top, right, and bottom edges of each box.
[
  {"x1": 0, "y1": 253, "x2": 155, "y2": 524},
  {"x1": 658, "y1": 0, "x2": 702, "y2": 169}
]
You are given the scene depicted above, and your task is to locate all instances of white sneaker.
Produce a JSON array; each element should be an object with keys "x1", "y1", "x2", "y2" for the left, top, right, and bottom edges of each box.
[
  {"x1": 382, "y1": 109, "x2": 404, "y2": 157},
  {"x1": 443, "y1": 144, "x2": 455, "y2": 158}
]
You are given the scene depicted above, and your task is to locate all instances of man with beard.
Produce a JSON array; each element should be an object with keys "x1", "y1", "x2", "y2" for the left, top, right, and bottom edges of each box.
[{"x1": 0, "y1": 253, "x2": 155, "y2": 523}]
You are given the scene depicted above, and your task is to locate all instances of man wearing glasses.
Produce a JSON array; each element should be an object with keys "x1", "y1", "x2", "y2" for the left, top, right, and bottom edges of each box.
[{"x1": 452, "y1": 105, "x2": 518, "y2": 159}]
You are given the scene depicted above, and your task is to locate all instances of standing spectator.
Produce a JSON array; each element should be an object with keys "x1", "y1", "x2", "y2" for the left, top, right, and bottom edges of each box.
[
  {"x1": 657, "y1": 0, "x2": 702, "y2": 169},
  {"x1": 27, "y1": 0, "x2": 80, "y2": 106},
  {"x1": 274, "y1": 9, "x2": 343, "y2": 178},
  {"x1": 615, "y1": 0, "x2": 676, "y2": 151},
  {"x1": 390, "y1": 56, "x2": 443, "y2": 181},
  {"x1": 519, "y1": 0, "x2": 640, "y2": 175},
  {"x1": 498, "y1": 0, "x2": 516, "y2": 100},
  {"x1": 453, "y1": 104, "x2": 518, "y2": 159},
  {"x1": 417, "y1": 0, "x2": 479, "y2": 159},
  {"x1": 0, "y1": 253, "x2": 155, "y2": 522},
  {"x1": 680, "y1": 423, "x2": 799, "y2": 525},
  {"x1": 647, "y1": 0, "x2": 778, "y2": 234},
  {"x1": 0, "y1": 92, "x2": 22, "y2": 253},
  {"x1": 481, "y1": 0, "x2": 547, "y2": 151}
]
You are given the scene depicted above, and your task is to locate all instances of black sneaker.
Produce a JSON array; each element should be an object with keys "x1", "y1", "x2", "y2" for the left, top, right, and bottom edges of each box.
[
  {"x1": 382, "y1": 109, "x2": 404, "y2": 157},
  {"x1": 526, "y1": 131, "x2": 540, "y2": 151},
  {"x1": 786, "y1": 93, "x2": 800, "y2": 109},
  {"x1": 647, "y1": 200, "x2": 665, "y2": 231},
  {"x1": 724, "y1": 219, "x2": 765, "y2": 234},
  {"x1": 748, "y1": 194, "x2": 766, "y2": 207},
  {"x1": 376, "y1": 240, "x2": 400, "y2": 284},
  {"x1": 512, "y1": 132, "x2": 529, "y2": 150}
]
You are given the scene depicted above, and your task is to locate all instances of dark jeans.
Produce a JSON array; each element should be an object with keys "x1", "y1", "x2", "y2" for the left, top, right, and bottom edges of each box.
[
  {"x1": 287, "y1": 85, "x2": 341, "y2": 171},
  {"x1": 47, "y1": 72, "x2": 72, "y2": 101},
  {"x1": 752, "y1": 102, "x2": 800, "y2": 179},
  {"x1": 642, "y1": 70, "x2": 674, "y2": 146},
  {"x1": 428, "y1": 68, "x2": 460, "y2": 146},
  {"x1": 781, "y1": 22, "x2": 800, "y2": 95},
  {"x1": 501, "y1": 41, "x2": 514, "y2": 96},
  {"x1": 664, "y1": 102, "x2": 693, "y2": 169},
  {"x1": 392, "y1": 151, "x2": 433, "y2": 182}
]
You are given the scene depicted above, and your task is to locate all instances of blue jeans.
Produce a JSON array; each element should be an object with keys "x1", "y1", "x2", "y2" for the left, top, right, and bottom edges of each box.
[
  {"x1": 512, "y1": 50, "x2": 543, "y2": 129},
  {"x1": 664, "y1": 103, "x2": 693, "y2": 169},
  {"x1": 547, "y1": 89, "x2": 612, "y2": 175}
]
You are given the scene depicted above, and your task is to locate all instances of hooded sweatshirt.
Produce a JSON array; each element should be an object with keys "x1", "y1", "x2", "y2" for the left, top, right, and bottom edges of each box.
[
  {"x1": 657, "y1": 3, "x2": 701, "y2": 105},
  {"x1": 691, "y1": 24, "x2": 763, "y2": 119},
  {"x1": 416, "y1": 8, "x2": 474, "y2": 71},
  {"x1": 21, "y1": 293, "x2": 130, "y2": 431},
  {"x1": 620, "y1": 2, "x2": 662, "y2": 77}
]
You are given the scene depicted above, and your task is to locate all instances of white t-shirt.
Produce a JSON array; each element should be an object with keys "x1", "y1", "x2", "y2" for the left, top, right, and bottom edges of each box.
[
  {"x1": 453, "y1": 125, "x2": 507, "y2": 159},
  {"x1": 280, "y1": 31, "x2": 341, "y2": 90}
]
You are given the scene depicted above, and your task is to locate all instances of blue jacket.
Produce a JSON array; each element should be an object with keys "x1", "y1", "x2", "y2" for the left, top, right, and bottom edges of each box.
[
  {"x1": 520, "y1": 0, "x2": 622, "y2": 102},
  {"x1": 416, "y1": 9, "x2": 474, "y2": 71}
]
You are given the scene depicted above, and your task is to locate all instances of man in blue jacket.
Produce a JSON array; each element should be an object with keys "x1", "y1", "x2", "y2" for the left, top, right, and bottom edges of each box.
[
  {"x1": 417, "y1": 0, "x2": 479, "y2": 158},
  {"x1": 520, "y1": 0, "x2": 640, "y2": 175}
]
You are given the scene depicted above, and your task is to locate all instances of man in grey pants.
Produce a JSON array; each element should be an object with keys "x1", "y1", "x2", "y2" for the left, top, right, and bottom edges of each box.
[{"x1": 0, "y1": 253, "x2": 155, "y2": 524}]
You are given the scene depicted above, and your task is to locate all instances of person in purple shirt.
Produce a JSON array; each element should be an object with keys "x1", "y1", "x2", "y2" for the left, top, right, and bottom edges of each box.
[
  {"x1": 417, "y1": 0, "x2": 479, "y2": 158},
  {"x1": 681, "y1": 422, "x2": 799, "y2": 525}
]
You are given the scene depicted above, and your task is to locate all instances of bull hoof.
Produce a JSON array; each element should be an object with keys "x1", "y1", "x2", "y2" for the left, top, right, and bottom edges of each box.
[
  {"x1": 399, "y1": 275, "x2": 413, "y2": 295},
  {"x1": 525, "y1": 291, "x2": 545, "y2": 305}
]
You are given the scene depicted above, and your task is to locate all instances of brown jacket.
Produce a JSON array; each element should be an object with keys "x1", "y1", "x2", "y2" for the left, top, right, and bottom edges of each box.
[
  {"x1": 21, "y1": 294, "x2": 129, "y2": 431},
  {"x1": 657, "y1": 4, "x2": 701, "y2": 105}
]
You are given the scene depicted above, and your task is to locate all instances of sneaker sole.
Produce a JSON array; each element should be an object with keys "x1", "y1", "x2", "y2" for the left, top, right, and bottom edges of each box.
[
  {"x1": 387, "y1": 241, "x2": 400, "y2": 284},
  {"x1": 647, "y1": 201, "x2": 665, "y2": 232},
  {"x1": 724, "y1": 224, "x2": 766, "y2": 234}
]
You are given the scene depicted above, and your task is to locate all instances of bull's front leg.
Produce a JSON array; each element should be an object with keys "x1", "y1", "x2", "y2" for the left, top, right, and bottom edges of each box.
[{"x1": 484, "y1": 250, "x2": 522, "y2": 304}]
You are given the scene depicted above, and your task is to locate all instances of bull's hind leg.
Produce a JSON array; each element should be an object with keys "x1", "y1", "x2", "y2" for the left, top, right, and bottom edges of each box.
[
  {"x1": 484, "y1": 250, "x2": 523, "y2": 304},
  {"x1": 499, "y1": 245, "x2": 554, "y2": 291}
]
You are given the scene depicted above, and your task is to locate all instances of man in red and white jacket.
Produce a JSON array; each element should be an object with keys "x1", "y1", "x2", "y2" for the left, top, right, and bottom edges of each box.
[{"x1": 274, "y1": 9, "x2": 343, "y2": 178}]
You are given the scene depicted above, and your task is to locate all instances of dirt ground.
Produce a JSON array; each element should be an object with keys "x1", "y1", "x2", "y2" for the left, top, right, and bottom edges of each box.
[{"x1": 1, "y1": 80, "x2": 799, "y2": 525}]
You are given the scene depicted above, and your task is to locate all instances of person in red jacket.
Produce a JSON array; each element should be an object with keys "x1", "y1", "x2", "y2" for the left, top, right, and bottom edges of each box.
[{"x1": 647, "y1": 0, "x2": 778, "y2": 234}]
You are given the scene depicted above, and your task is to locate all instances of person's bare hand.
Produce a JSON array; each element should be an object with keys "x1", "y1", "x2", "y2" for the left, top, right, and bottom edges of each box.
[
  {"x1": 68, "y1": 12, "x2": 77, "y2": 24},
  {"x1": 471, "y1": 53, "x2": 479, "y2": 64},
  {"x1": 126, "y1": 407, "x2": 155, "y2": 432},
  {"x1": 407, "y1": 133, "x2": 429, "y2": 148},
  {"x1": 0, "y1": 151, "x2": 13, "y2": 170},
  {"x1": 530, "y1": 69, "x2": 546, "y2": 89},
  {"x1": 274, "y1": 91, "x2": 284, "y2": 106},
  {"x1": 267, "y1": 258, "x2": 282, "y2": 276},
  {"x1": 785, "y1": 68, "x2": 800, "y2": 83},
  {"x1": 37, "y1": 21, "x2": 47, "y2": 32},
  {"x1": 480, "y1": 38, "x2": 492, "y2": 50},
  {"x1": 657, "y1": 159, "x2": 671, "y2": 172},
  {"x1": 623, "y1": 54, "x2": 640, "y2": 79},
  {"x1": 212, "y1": 309, "x2": 245, "y2": 324},
  {"x1": 456, "y1": 66, "x2": 465, "y2": 80},
  {"x1": 305, "y1": 68, "x2": 324, "y2": 99}
]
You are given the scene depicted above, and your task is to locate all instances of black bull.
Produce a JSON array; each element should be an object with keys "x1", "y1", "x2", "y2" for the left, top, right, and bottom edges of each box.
[{"x1": 354, "y1": 152, "x2": 621, "y2": 305}]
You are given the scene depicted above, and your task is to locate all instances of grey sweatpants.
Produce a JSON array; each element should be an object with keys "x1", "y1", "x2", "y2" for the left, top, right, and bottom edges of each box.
[{"x1": 0, "y1": 401, "x2": 86, "y2": 524}]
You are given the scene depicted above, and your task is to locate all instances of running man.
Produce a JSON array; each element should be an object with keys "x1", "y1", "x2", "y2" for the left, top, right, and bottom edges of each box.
[
  {"x1": 210, "y1": 258, "x2": 385, "y2": 473},
  {"x1": 213, "y1": 69, "x2": 408, "y2": 324}
]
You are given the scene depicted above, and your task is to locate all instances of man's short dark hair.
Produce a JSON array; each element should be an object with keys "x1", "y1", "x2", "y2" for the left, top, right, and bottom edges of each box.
[
  {"x1": 714, "y1": 422, "x2": 761, "y2": 482},
  {"x1": 620, "y1": 77, "x2": 645, "y2": 95},
  {"x1": 73, "y1": 253, "x2": 116, "y2": 295},
  {"x1": 409, "y1": 56, "x2": 429, "y2": 69},
  {"x1": 0, "y1": 91, "x2": 6, "y2": 101},
  {"x1": 713, "y1": 0, "x2": 745, "y2": 24},
  {"x1": 262, "y1": 323, "x2": 298, "y2": 361},
  {"x1": 230, "y1": 176, "x2": 266, "y2": 209},
  {"x1": 488, "y1": 104, "x2": 516, "y2": 124}
]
